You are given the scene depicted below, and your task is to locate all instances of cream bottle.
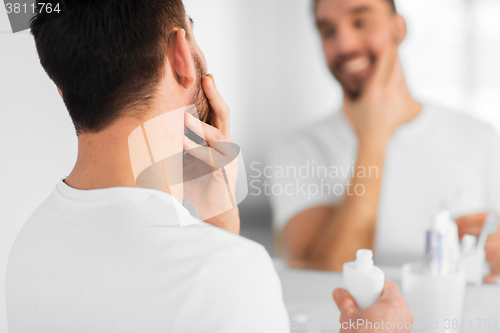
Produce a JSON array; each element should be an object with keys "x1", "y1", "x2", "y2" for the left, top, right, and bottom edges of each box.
[{"x1": 342, "y1": 249, "x2": 385, "y2": 310}]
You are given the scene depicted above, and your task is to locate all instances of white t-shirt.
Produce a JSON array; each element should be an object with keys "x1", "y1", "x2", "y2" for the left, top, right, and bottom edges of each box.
[
  {"x1": 6, "y1": 180, "x2": 290, "y2": 333},
  {"x1": 268, "y1": 105, "x2": 500, "y2": 265}
]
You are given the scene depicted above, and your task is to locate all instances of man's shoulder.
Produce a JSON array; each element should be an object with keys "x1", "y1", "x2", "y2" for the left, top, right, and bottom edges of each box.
[
  {"x1": 426, "y1": 104, "x2": 500, "y2": 144},
  {"x1": 16, "y1": 184, "x2": 269, "y2": 262},
  {"x1": 268, "y1": 111, "x2": 349, "y2": 161},
  {"x1": 429, "y1": 105, "x2": 497, "y2": 134},
  {"x1": 117, "y1": 196, "x2": 273, "y2": 266},
  {"x1": 284, "y1": 111, "x2": 345, "y2": 143},
  {"x1": 182, "y1": 223, "x2": 271, "y2": 261},
  {"x1": 133, "y1": 196, "x2": 272, "y2": 266}
]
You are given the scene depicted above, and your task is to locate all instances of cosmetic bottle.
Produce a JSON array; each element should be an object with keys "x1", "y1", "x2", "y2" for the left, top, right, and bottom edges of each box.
[
  {"x1": 425, "y1": 210, "x2": 460, "y2": 276},
  {"x1": 343, "y1": 249, "x2": 385, "y2": 310}
]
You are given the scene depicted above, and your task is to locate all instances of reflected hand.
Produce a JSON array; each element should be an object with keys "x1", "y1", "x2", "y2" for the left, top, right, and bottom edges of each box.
[
  {"x1": 456, "y1": 213, "x2": 500, "y2": 281},
  {"x1": 343, "y1": 44, "x2": 410, "y2": 143}
]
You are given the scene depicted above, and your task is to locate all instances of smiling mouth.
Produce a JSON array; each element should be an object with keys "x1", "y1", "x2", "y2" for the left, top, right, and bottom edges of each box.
[{"x1": 337, "y1": 55, "x2": 373, "y2": 78}]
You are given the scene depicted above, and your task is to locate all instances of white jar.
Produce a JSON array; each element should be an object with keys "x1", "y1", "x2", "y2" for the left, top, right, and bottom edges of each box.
[{"x1": 342, "y1": 249, "x2": 385, "y2": 310}]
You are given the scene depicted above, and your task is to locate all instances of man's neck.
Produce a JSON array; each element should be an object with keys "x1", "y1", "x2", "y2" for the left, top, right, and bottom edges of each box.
[
  {"x1": 64, "y1": 117, "x2": 170, "y2": 196},
  {"x1": 390, "y1": 79, "x2": 422, "y2": 125},
  {"x1": 384, "y1": 88, "x2": 421, "y2": 126},
  {"x1": 64, "y1": 121, "x2": 138, "y2": 190}
]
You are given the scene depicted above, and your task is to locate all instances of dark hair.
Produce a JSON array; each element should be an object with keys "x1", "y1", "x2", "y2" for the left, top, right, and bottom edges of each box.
[
  {"x1": 30, "y1": 0, "x2": 188, "y2": 134},
  {"x1": 314, "y1": 0, "x2": 397, "y2": 13}
]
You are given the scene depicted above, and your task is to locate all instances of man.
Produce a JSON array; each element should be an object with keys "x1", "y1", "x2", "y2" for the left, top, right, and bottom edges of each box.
[
  {"x1": 269, "y1": 0, "x2": 500, "y2": 274},
  {"x1": 5, "y1": 0, "x2": 412, "y2": 332}
]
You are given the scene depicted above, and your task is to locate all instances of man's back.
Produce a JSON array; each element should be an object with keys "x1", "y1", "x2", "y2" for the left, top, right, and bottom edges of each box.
[{"x1": 6, "y1": 181, "x2": 289, "y2": 333}]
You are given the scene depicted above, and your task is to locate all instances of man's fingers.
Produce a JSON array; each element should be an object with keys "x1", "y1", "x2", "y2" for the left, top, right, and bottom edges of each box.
[
  {"x1": 384, "y1": 281, "x2": 398, "y2": 293},
  {"x1": 183, "y1": 136, "x2": 225, "y2": 170},
  {"x1": 185, "y1": 112, "x2": 224, "y2": 142},
  {"x1": 184, "y1": 113, "x2": 235, "y2": 157},
  {"x1": 365, "y1": 43, "x2": 398, "y2": 94},
  {"x1": 485, "y1": 237, "x2": 500, "y2": 269},
  {"x1": 483, "y1": 274, "x2": 500, "y2": 284},
  {"x1": 333, "y1": 288, "x2": 358, "y2": 317},
  {"x1": 378, "y1": 281, "x2": 406, "y2": 308},
  {"x1": 202, "y1": 75, "x2": 230, "y2": 135},
  {"x1": 376, "y1": 281, "x2": 413, "y2": 327},
  {"x1": 455, "y1": 213, "x2": 489, "y2": 238},
  {"x1": 378, "y1": 281, "x2": 411, "y2": 316},
  {"x1": 207, "y1": 73, "x2": 215, "y2": 84}
]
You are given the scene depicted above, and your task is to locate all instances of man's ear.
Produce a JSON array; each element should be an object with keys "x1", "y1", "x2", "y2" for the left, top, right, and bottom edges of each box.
[
  {"x1": 171, "y1": 28, "x2": 196, "y2": 89},
  {"x1": 393, "y1": 15, "x2": 407, "y2": 45},
  {"x1": 57, "y1": 87, "x2": 64, "y2": 100}
]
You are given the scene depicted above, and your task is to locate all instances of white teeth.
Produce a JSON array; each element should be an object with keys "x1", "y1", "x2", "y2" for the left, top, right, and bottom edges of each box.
[{"x1": 343, "y1": 57, "x2": 370, "y2": 74}]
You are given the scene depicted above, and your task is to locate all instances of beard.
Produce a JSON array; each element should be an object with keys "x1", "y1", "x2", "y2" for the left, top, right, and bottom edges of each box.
[
  {"x1": 329, "y1": 51, "x2": 376, "y2": 101},
  {"x1": 190, "y1": 52, "x2": 212, "y2": 125}
]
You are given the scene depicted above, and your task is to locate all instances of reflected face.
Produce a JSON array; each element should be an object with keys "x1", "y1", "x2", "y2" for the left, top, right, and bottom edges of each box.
[
  {"x1": 315, "y1": 0, "x2": 398, "y2": 99},
  {"x1": 186, "y1": 16, "x2": 212, "y2": 124}
]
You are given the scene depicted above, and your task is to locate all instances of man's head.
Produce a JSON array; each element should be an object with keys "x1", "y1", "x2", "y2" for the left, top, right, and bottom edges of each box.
[
  {"x1": 314, "y1": 0, "x2": 406, "y2": 99},
  {"x1": 30, "y1": 0, "x2": 210, "y2": 135}
]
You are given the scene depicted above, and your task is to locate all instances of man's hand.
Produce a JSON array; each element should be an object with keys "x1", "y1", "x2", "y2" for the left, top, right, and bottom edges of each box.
[
  {"x1": 343, "y1": 44, "x2": 415, "y2": 144},
  {"x1": 333, "y1": 281, "x2": 413, "y2": 332},
  {"x1": 183, "y1": 74, "x2": 240, "y2": 234},
  {"x1": 455, "y1": 213, "x2": 500, "y2": 281}
]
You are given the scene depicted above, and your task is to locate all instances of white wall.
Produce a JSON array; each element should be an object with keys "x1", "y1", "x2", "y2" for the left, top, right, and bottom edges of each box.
[
  {"x1": 0, "y1": 34, "x2": 78, "y2": 332},
  {"x1": 1, "y1": 0, "x2": 500, "y2": 331},
  {"x1": 397, "y1": 0, "x2": 500, "y2": 120}
]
